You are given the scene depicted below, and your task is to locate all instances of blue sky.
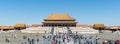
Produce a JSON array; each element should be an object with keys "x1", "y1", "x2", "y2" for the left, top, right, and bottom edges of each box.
[{"x1": 0, "y1": 0, "x2": 120, "y2": 26}]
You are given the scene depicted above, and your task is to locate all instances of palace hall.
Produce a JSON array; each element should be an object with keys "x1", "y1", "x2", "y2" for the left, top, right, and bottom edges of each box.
[{"x1": 42, "y1": 14, "x2": 77, "y2": 27}]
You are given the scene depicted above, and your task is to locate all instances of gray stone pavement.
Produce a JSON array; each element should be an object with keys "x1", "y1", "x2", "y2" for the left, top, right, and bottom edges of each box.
[{"x1": 0, "y1": 31, "x2": 120, "y2": 44}]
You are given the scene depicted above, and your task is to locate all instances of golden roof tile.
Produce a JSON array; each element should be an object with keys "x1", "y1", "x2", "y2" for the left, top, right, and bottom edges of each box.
[
  {"x1": 0, "y1": 26, "x2": 14, "y2": 29},
  {"x1": 44, "y1": 14, "x2": 75, "y2": 21},
  {"x1": 15, "y1": 24, "x2": 27, "y2": 27}
]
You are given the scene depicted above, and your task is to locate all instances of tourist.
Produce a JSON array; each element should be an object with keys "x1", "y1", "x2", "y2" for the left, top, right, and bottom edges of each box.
[
  {"x1": 54, "y1": 40, "x2": 57, "y2": 44},
  {"x1": 58, "y1": 39, "x2": 61, "y2": 44},
  {"x1": 103, "y1": 40, "x2": 108, "y2": 44},
  {"x1": 56, "y1": 39, "x2": 58, "y2": 44},
  {"x1": 115, "y1": 40, "x2": 119, "y2": 44},
  {"x1": 37, "y1": 38, "x2": 39, "y2": 42},
  {"x1": 111, "y1": 40, "x2": 115, "y2": 44},
  {"x1": 31, "y1": 39, "x2": 35, "y2": 44},
  {"x1": 23, "y1": 36, "x2": 27, "y2": 39},
  {"x1": 27, "y1": 38, "x2": 30, "y2": 42},
  {"x1": 29, "y1": 41, "x2": 32, "y2": 44},
  {"x1": 43, "y1": 35, "x2": 46, "y2": 39},
  {"x1": 107, "y1": 40, "x2": 112, "y2": 44},
  {"x1": 5, "y1": 38, "x2": 9, "y2": 42}
]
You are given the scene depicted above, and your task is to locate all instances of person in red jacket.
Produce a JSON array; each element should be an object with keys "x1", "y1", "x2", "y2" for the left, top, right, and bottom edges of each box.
[
  {"x1": 118, "y1": 40, "x2": 120, "y2": 44},
  {"x1": 54, "y1": 40, "x2": 57, "y2": 44}
]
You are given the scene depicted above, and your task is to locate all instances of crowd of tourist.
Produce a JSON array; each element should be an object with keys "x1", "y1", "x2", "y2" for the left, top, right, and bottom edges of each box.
[{"x1": 43, "y1": 32, "x2": 120, "y2": 44}]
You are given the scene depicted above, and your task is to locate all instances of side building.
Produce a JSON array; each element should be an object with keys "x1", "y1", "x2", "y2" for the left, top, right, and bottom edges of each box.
[
  {"x1": 14, "y1": 24, "x2": 27, "y2": 30},
  {"x1": 0, "y1": 26, "x2": 14, "y2": 31}
]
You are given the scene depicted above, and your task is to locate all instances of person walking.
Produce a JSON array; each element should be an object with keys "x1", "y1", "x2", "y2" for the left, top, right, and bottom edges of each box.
[{"x1": 37, "y1": 38, "x2": 39, "y2": 42}]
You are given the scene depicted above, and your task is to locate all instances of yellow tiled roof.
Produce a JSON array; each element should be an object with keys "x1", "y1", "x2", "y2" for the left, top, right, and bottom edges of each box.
[
  {"x1": 15, "y1": 24, "x2": 27, "y2": 27},
  {"x1": 44, "y1": 14, "x2": 75, "y2": 20},
  {"x1": 94, "y1": 24, "x2": 105, "y2": 27},
  {"x1": 0, "y1": 26, "x2": 14, "y2": 29}
]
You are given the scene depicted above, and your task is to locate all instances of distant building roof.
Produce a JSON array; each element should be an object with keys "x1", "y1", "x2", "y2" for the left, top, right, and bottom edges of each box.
[
  {"x1": 15, "y1": 24, "x2": 27, "y2": 27},
  {"x1": 94, "y1": 24, "x2": 105, "y2": 28},
  {"x1": 44, "y1": 14, "x2": 75, "y2": 21},
  {"x1": 0, "y1": 26, "x2": 14, "y2": 29}
]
